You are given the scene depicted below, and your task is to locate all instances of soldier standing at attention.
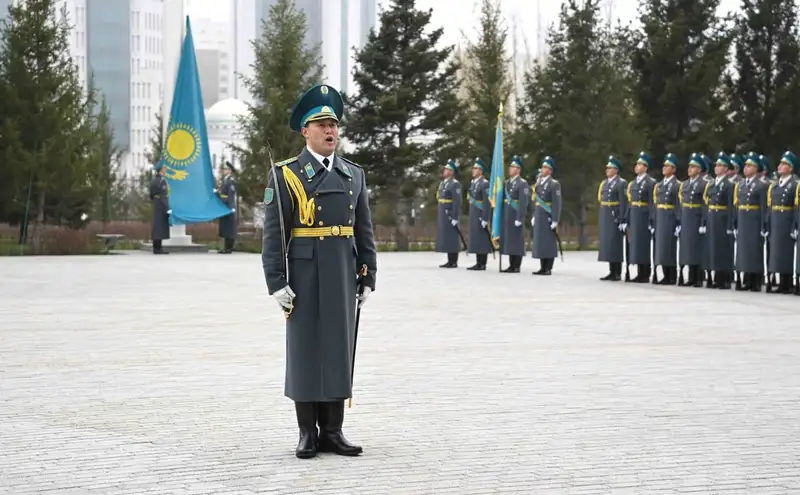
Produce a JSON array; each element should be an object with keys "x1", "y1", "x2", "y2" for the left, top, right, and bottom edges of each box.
[
  {"x1": 699, "y1": 154, "x2": 714, "y2": 286},
  {"x1": 149, "y1": 163, "x2": 171, "y2": 255},
  {"x1": 216, "y1": 161, "x2": 237, "y2": 254},
  {"x1": 677, "y1": 153, "x2": 707, "y2": 287},
  {"x1": 653, "y1": 153, "x2": 681, "y2": 285},
  {"x1": 766, "y1": 151, "x2": 798, "y2": 293},
  {"x1": 626, "y1": 152, "x2": 657, "y2": 282},
  {"x1": 500, "y1": 155, "x2": 529, "y2": 273},
  {"x1": 261, "y1": 84, "x2": 377, "y2": 459},
  {"x1": 733, "y1": 152, "x2": 769, "y2": 291},
  {"x1": 436, "y1": 159, "x2": 463, "y2": 268},
  {"x1": 704, "y1": 152, "x2": 736, "y2": 289},
  {"x1": 728, "y1": 154, "x2": 745, "y2": 283},
  {"x1": 466, "y1": 157, "x2": 492, "y2": 270},
  {"x1": 531, "y1": 156, "x2": 562, "y2": 275},
  {"x1": 597, "y1": 155, "x2": 628, "y2": 281}
]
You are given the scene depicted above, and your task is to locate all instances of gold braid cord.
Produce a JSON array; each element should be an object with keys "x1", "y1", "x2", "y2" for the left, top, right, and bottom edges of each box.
[{"x1": 282, "y1": 166, "x2": 315, "y2": 226}]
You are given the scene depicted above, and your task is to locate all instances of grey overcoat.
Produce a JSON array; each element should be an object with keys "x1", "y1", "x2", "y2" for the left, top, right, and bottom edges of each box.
[
  {"x1": 767, "y1": 178, "x2": 799, "y2": 274},
  {"x1": 217, "y1": 175, "x2": 238, "y2": 239},
  {"x1": 149, "y1": 175, "x2": 171, "y2": 241},
  {"x1": 653, "y1": 177, "x2": 681, "y2": 266},
  {"x1": 436, "y1": 178, "x2": 463, "y2": 253},
  {"x1": 678, "y1": 177, "x2": 706, "y2": 266},
  {"x1": 262, "y1": 148, "x2": 377, "y2": 402},
  {"x1": 733, "y1": 178, "x2": 768, "y2": 274},
  {"x1": 626, "y1": 175, "x2": 656, "y2": 264},
  {"x1": 704, "y1": 176, "x2": 735, "y2": 271},
  {"x1": 531, "y1": 176, "x2": 562, "y2": 259},
  {"x1": 500, "y1": 176, "x2": 529, "y2": 256},
  {"x1": 467, "y1": 176, "x2": 493, "y2": 254},
  {"x1": 597, "y1": 176, "x2": 628, "y2": 263}
]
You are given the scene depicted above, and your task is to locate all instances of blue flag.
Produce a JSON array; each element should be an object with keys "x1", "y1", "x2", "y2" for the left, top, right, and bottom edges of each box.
[
  {"x1": 160, "y1": 16, "x2": 231, "y2": 225},
  {"x1": 488, "y1": 104, "x2": 504, "y2": 248}
]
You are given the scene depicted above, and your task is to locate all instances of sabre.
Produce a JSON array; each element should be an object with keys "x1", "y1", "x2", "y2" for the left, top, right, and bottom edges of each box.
[
  {"x1": 447, "y1": 214, "x2": 469, "y2": 254},
  {"x1": 348, "y1": 265, "x2": 367, "y2": 408},
  {"x1": 267, "y1": 146, "x2": 292, "y2": 319}
]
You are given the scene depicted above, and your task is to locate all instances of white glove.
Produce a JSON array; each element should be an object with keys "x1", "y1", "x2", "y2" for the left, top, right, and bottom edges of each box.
[
  {"x1": 213, "y1": 188, "x2": 218, "y2": 193},
  {"x1": 699, "y1": 226, "x2": 706, "y2": 235},
  {"x1": 791, "y1": 230, "x2": 798, "y2": 240},
  {"x1": 733, "y1": 229, "x2": 738, "y2": 239},
  {"x1": 674, "y1": 225, "x2": 681, "y2": 237},
  {"x1": 357, "y1": 287, "x2": 372, "y2": 309},
  {"x1": 761, "y1": 230, "x2": 769, "y2": 238},
  {"x1": 550, "y1": 221, "x2": 558, "y2": 230},
  {"x1": 231, "y1": 208, "x2": 236, "y2": 213},
  {"x1": 530, "y1": 217, "x2": 535, "y2": 227},
  {"x1": 273, "y1": 286, "x2": 295, "y2": 311},
  {"x1": 726, "y1": 229, "x2": 734, "y2": 236},
  {"x1": 450, "y1": 219, "x2": 458, "y2": 227},
  {"x1": 649, "y1": 226, "x2": 655, "y2": 235},
  {"x1": 514, "y1": 220, "x2": 522, "y2": 227},
  {"x1": 618, "y1": 223, "x2": 627, "y2": 233},
  {"x1": 167, "y1": 209, "x2": 172, "y2": 215},
  {"x1": 480, "y1": 220, "x2": 488, "y2": 229}
]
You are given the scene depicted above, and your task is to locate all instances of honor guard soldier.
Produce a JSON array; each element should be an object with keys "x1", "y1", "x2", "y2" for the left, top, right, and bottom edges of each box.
[
  {"x1": 531, "y1": 155, "x2": 562, "y2": 275},
  {"x1": 216, "y1": 161, "x2": 237, "y2": 254},
  {"x1": 766, "y1": 151, "x2": 799, "y2": 293},
  {"x1": 626, "y1": 151, "x2": 657, "y2": 282},
  {"x1": 704, "y1": 152, "x2": 736, "y2": 289},
  {"x1": 466, "y1": 157, "x2": 492, "y2": 270},
  {"x1": 500, "y1": 155, "x2": 529, "y2": 272},
  {"x1": 597, "y1": 155, "x2": 628, "y2": 281},
  {"x1": 261, "y1": 84, "x2": 377, "y2": 459},
  {"x1": 149, "y1": 163, "x2": 171, "y2": 254},
  {"x1": 699, "y1": 154, "x2": 714, "y2": 286},
  {"x1": 677, "y1": 153, "x2": 708, "y2": 287},
  {"x1": 436, "y1": 159, "x2": 463, "y2": 268},
  {"x1": 733, "y1": 152, "x2": 769, "y2": 291},
  {"x1": 759, "y1": 155, "x2": 773, "y2": 184},
  {"x1": 653, "y1": 153, "x2": 681, "y2": 284}
]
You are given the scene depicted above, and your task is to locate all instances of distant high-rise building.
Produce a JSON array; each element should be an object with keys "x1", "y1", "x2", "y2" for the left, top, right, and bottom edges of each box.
[{"x1": 190, "y1": 17, "x2": 229, "y2": 108}]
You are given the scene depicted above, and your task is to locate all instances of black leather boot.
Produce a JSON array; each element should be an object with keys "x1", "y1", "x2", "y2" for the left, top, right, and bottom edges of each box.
[
  {"x1": 294, "y1": 402, "x2": 318, "y2": 459},
  {"x1": 502, "y1": 255, "x2": 520, "y2": 272},
  {"x1": 610, "y1": 262, "x2": 621, "y2": 281},
  {"x1": 705, "y1": 270, "x2": 714, "y2": 288},
  {"x1": 318, "y1": 400, "x2": 362, "y2": 456},
  {"x1": 467, "y1": 254, "x2": 487, "y2": 270},
  {"x1": 692, "y1": 266, "x2": 704, "y2": 288},
  {"x1": 600, "y1": 263, "x2": 614, "y2": 281},
  {"x1": 440, "y1": 253, "x2": 458, "y2": 268}
]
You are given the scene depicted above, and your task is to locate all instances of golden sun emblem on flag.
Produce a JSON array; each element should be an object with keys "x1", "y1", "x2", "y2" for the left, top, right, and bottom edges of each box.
[{"x1": 163, "y1": 122, "x2": 200, "y2": 180}]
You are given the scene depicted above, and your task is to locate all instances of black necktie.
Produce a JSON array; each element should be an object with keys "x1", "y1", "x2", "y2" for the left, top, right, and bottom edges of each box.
[{"x1": 323, "y1": 158, "x2": 330, "y2": 169}]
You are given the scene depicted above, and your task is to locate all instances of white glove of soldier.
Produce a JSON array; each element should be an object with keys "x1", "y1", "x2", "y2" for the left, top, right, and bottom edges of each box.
[
  {"x1": 761, "y1": 230, "x2": 769, "y2": 238},
  {"x1": 514, "y1": 220, "x2": 522, "y2": 227},
  {"x1": 273, "y1": 286, "x2": 295, "y2": 312},
  {"x1": 480, "y1": 220, "x2": 488, "y2": 229},
  {"x1": 450, "y1": 219, "x2": 458, "y2": 227},
  {"x1": 726, "y1": 229, "x2": 734, "y2": 236},
  {"x1": 550, "y1": 221, "x2": 558, "y2": 230},
  {"x1": 791, "y1": 230, "x2": 798, "y2": 240},
  {"x1": 618, "y1": 223, "x2": 627, "y2": 233},
  {"x1": 649, "y1": 226, "x2": 655, "y2": 235},
  {"x1": 167, "y1": 209, "x2": 172, "y2": 215},
  {"x1": 358, "y1": 287, "x2": 372, "y2": 309},
  {"x1": 530, "y1": 217, "x2": 535, "y2": 227},
  {"x1": 674, "y1": 225, "x2": 681, "y2": 237},
  {"x1": 231, "y1": 208, "x2": 236, "y2": 213},
  {"x1": 699, "y1": 226, "x2": 706, "y2": 235},
  {"x1": 733, "y1": 229, "x2": 738, "y2": 239}
]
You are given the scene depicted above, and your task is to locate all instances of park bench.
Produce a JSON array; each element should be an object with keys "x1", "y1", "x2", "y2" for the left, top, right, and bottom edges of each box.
[{"x1": 95, "y1": 233, "x2": 125, "y2": 253}]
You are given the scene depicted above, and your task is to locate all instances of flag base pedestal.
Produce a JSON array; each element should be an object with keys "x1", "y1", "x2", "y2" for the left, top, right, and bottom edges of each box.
[{"x1": 140, "y1": 225, "x2": 210, "y2": 253}]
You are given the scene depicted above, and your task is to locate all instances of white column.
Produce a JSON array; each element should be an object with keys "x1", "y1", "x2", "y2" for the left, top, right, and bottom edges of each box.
[{"x1": 162, "y1": 0, "x2": 193, "y2": 246}]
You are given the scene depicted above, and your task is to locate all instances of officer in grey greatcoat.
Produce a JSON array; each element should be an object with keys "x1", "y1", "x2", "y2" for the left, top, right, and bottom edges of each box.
[
  {"x1": 677, "y1": 153, "x2": 708, "y2": 287},
  {"x1": 733, "y1": 152, "x2": 769, "y2": 291},
  {"x1": 500, "y1": 155, "x2": 529, "y2": 273},
  {"x1": 531, "y1": 155, "x2": 562, "y2": 275},
  {"x1": 466, "y1": 157, "x2": 492, "y2": 270},
  {"x1": 653, "y1": 153, "x2": 681, "y2": 285},
  {"x1": 625, "y1": 151, "x2": 657, "y2": 282},
  {"x1": 597, "y1": 155, "x2": 628, "y2": 281},
  {"x1": 727, "y1": 154, "x2": 745, "y2": 283},
  {"x1": 705, "y1": 152, "x2": 736, "y2": 289},
  {"x1": 698, "y1": 154, "x2": 715, "y2": 287},
  {"x1": 262, "y1": 84, "x2": 377, "y2": 459},
  {"x1": 149, "y1": 163, "x2": 171, "y2": 254},
  {"x1": 766, "y1": 151, "x2": 799, "y2": 293},
  {"x1": 216, "y1": 161, "x2": 238, "y2": 254},
  {"x1": 436, "y1": 159, "x2": 463, "y2": 268}
]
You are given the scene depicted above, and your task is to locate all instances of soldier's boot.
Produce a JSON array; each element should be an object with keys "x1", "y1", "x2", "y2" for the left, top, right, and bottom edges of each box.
[
  {"x1": 692, "y1": 266, "x2": 704, "y2": 288},
  {"x1": 294, "y1": 402, "x2": 318, "y2": 459},
  {"x1": 317, "y1": 400, "x2": 362, "y2": 456},
  {"x1": 778, "y1": 274, "x2": 792, "y2": 294},
  {"x1": 610, "y1": 262, "x2": 622, "y2": 281},
  {"x1": 795, "y1": 275, "x2": 800, "y2": 296},
  {"x1": 440, "y1": 253, "x2": 458, "y2": 268},
  {"x1": 678, "y1": 265, "x2": 689, "y2": 286},
  {"x1": 467, "y1": 254, "x2": 487, "y2": 270},
  {"x1": 705, "y1": 270, "x2": 714, "y2": 288},
  {"x1": 636, "y1": 264, "x2": 651, "y2": 283},
  {"x1": 749, "y1": 273, "x2": 762, "y2": 292},
  {"x1": 737, "y1": 272, "x2": 749, "y2": 291},
  {"x1": 533, "y1": 258, "x2": 551, "y2": 275},
  {"x1": 600, "y1": 263, "x2": 615, "y2": 281},
  {"x1": 667, "y1": 266, "x2": 678, "y2": 285}
]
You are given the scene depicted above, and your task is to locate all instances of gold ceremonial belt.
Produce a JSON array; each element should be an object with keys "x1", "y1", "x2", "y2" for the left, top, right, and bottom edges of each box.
[
  {"x1": 771, "y1": 205, "x2": 794, "y2": 212},
  {"x1": 600, "y1": 201, "x2": 620, "y2": 206},
  {"x1": 709, "y1": 205, "x2": 728, "y2": 211},
  {"x1": 656, "y1": 204, "x2": 675, "y2": 209},
  {"x1": 682, "y1": 203, "x2": 702, "y2": 209},
  {"x1": 438, "y1": 199, "x2": 453, "y2": 204},
  {"x1": 631, "y1": 201, "x2": 648, "y2": 207},
  {"x1": 220, "y1": 194, "x2": 228, "y2": 199},
  {"x1": 291, "y1": 226, "x2": 354, "y2": 238},
  {"x1": 737, "y1": 205, "x2": 760, "y2": 211}
]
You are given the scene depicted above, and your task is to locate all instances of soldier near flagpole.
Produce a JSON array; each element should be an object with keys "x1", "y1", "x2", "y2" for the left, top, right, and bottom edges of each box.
[
  {"x1": 500, "y1": 155, "x2": 529, "y2": 273},
  {"x1": 149, "y1": 163, "x2": 171, "y2": 254},
  {"x1": 626, "y1": 152, "x2": 657, "y2": 282},
  {"x1": 435, "y1": 159, "x2": 463, "y2": 268},
  {"x1": 261, "y1": 84, "x2": 377, "y2": 459},
  {"x1": 466, "y1": 157, "x2": 492, "y2": 270},
  {"x1": 597, "y1": 155, "x2": 628, "y2": 281},
  {"x1": 677, "y1": 153, "x2": 708, "y2": 287},
  {"x1": 766, "y1": 151, "x2": 799, "y2": 293},
  {"x1": 531, "y1": 156, "x2": 562, "y2": 275},
  {"x1": 705, "y1": 152, "x2": 736, "y2": 289},
  {"x1": 733, "y1": 152, "x2": 769, "y2": 291},
  {"x1": 216, "y1": 161, "x2": 238, "y2": 253},
  {"x1": 652, "y1": 153, "x2": 681, "y2": 284}
]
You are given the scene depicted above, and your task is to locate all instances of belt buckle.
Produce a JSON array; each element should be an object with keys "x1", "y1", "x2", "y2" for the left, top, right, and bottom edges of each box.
[{"x1": 331, "y1": 225, "x2": 341, "y2": 236}]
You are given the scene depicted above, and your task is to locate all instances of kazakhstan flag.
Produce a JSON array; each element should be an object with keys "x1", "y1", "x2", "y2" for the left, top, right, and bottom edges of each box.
[
  {"x1": 488, "y1": 104, "x2": 504, "y2": 249},
  {"x1": 160, "y1": 16, "x2": 231, "y2": 225}
]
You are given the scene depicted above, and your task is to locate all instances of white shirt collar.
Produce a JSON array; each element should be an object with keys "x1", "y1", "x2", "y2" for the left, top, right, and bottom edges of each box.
[
  {"x1": 780, "y1": 175, "x2": 790, "y2": 186},
  {"x1": 307, "y1": 147, "x2": 334, "y2": 171}
]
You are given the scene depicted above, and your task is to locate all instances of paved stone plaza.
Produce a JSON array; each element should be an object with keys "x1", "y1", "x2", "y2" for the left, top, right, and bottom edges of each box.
[{"x1": 1, "y1": 250, "x2": 798, "y2": 494}]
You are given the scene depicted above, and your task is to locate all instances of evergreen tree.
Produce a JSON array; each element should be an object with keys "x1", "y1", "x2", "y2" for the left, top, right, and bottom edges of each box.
[
  {"x1": 632, "y1": 0, "x2": 733, "y2": 171},
  {"x1": 722, "y1": 0, "x2": 800, "y2": 158},
  {"x1": 87, "y1": 98, "x2": 123, "y2": 224},
  {"x1": 0, "y1": 0, "x2": 98, "y2": 249},
  {"x1": 231, "y1": 0, "x2": 323, "y2": 206},
  {"x1": 343, "y1": 0, "x2": 462, "y2": 249},
  {"x1": 514, "y1": 1, "x2": 643, "y2": 247}
]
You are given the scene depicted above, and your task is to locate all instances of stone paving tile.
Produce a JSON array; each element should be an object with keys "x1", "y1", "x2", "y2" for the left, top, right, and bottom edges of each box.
[{"x1": 0, "y1": 251, "x2": 798, "y2": 494}]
